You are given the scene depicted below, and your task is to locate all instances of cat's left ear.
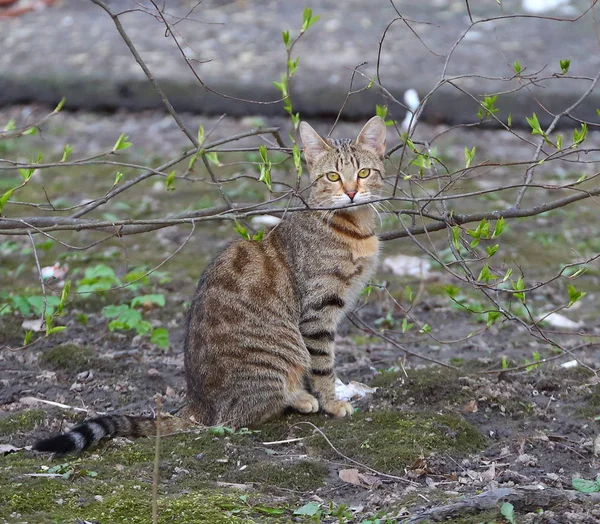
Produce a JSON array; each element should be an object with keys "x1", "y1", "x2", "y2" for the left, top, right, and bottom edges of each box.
[{"x1": 356, "y1": 116, "x2": 387, "y2": 159}]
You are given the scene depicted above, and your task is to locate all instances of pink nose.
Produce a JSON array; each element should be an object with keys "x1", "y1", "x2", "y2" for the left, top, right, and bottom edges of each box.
[{"x1": 346, "y1": 190, "x2": 357, "y2": 201}]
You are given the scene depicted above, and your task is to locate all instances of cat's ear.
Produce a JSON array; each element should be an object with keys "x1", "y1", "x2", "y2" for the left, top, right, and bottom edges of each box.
[
  {"x1": 356, "y1": 116, "x2": 387, "y2": 159},
  {"x1": 299, "y1": 121, "x2": 331, "y2": 168}
]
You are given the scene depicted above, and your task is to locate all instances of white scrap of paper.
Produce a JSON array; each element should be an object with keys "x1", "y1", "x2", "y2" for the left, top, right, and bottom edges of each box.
[{"x1": 335, "y1": 378, "x2": 377, "y2": 401}]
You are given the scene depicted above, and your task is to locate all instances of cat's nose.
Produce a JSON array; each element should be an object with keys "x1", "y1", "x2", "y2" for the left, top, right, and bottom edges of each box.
[{"x1": 345, "y1": 190, "x2": 357, "y2": 201}]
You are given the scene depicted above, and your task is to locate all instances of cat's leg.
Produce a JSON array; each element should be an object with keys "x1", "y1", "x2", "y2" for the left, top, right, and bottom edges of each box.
[{"x1": 301, "y1": 329, "x2": 353, "y2": 417}]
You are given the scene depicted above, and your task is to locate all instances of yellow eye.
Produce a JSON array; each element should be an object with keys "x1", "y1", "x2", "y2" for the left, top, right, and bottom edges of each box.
[
  {"x1": 326, "y1": 172, "x2": 341, "y2": 182},
  {"x1": 357, "y1": 168, "x2": 371, "y2": 179}
]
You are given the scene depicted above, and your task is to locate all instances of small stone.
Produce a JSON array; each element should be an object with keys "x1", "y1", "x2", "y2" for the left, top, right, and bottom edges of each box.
[
  {"x1": 195, "y1": 453, "x2": 204, "y2": 461},
  {"x1": 94, "y1": 495, "x2": 104, "y2": 502},
  {"x1": 76, "y1": 370, "x2": 94, "y2": 382},
  {"x1": 147, "y1": 368, "x2": 161, "y2": 378}
]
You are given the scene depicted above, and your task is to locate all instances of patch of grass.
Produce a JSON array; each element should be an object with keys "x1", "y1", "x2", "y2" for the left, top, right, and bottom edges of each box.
[
  {"x1": 0, "y1": 409, "x2": 45, "y2": 436},
  {"x1": 227, "y1": 460, "x2": 328, "y2": 491},
  {"x1": 308, "y1": 410, "x2": 486, "y2": 473},
  {"x1": 38, "y1": 343, "x2": 93, "y2": 372}
]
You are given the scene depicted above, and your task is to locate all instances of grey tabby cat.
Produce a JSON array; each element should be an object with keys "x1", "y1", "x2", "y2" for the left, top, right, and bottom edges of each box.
[{"x1": 33, "y1": 116, "x2": 386, "y2": 454}]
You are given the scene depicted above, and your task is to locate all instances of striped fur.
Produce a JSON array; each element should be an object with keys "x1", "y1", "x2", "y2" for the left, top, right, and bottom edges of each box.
[
  {"x1": 33, "y1": 414, "x2": 188, "y2": 454},
  {"x1": 33, "y1": 117, "x2": 386, "y2": 454}
]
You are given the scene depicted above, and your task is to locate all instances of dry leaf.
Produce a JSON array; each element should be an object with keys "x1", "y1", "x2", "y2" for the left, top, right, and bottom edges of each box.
[
  {"x1": 339, "y1": 468, "x2": 362, "y2": 486},
  {"x1": 338, "y1": 468, "x2": 381, "y2": 489},
  {"x1": 463, "y1": 400, "x2": 478, "y2": 413},
  {"x1": 0, "y1": 444, "x2": 25, "y2": 455}
]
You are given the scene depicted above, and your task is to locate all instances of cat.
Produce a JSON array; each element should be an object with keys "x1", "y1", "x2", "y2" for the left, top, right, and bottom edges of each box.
[{"x1": 33, "y1": 116, "x2": 387, "y2": 454}]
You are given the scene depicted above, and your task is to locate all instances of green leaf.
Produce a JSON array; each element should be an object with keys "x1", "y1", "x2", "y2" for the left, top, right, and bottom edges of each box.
[
  {"x1": 486, "y1": 244, "x2": 499, "y2": 257},
  {"x1": 23, "y1": 330, "x2": 33, "y2": 345},
  {"x1": 54, "y1": 97, "x2": 66, "y2": 113},
  {"x1": 113, "y1": 171, "x2": 123, "y2": 186},
  {"x1": 165, "y1": 170, "x2": 176, "y2": 191},
  {"x1": 131, "y1": 294, "x2": 166, "y2": 308},
  {"x1": 513, "y1": 60, "x2": 521, "y2": 74},
  {"x1": 301, "y1": 7, "x2": 319, "y2": 32},
  {"x1": 233, "y1": 220, "x2": 250, "y2": 240},
  {"x1": 57, "y1": 280, "x2": 71, "y2": 314},
  {"x1": 188, "y1": 154, "x2": 198, "y2": 171},
  {"x1": 258, "y1": 145, "x2": 272, "y2": 190},
  {"x1": 572, "y1": 478, "x2": 600, "y2": 493},
  {"x1": 559, "y1": 58, "x2": 570, "y2": 75},
  {"x1": 464, "y1": 146, "x2": 476, "y2": 169},
  {"x1": 294, "y1": 502, "x2": 321, "y2": 516},
  {"x1": 197, "y1": 124, "x2": 205, "y2": 145},
  {"x1": 512, "y1": 277, "x2": 525, "y2": 302},
  {"x1": 573, "y1": 123, "x2": 588, "y2": 146},
  {"x1": 507, "y1": 112, "x2": 512, "y2": 127},
  {"x1": 22, "y1": 126, "x2": 38, "y2": 136},
  {"x1": 444, "y1": 285, "x2": 459, "y2": 298},
  {"x1": 419, "y1": 323, "x2": 431, "y2": 334},
  {"x1": 375, "y1": 104, "x2": 388, "y2": 120},
  {"x1": 112, "y1": 133, "x2": 132, "y2": 151},
  {"x1": 477, "y1": 264, "x2": 497, "y2": 283},
  {"x1": 208, "y1": 426, "x2": 234, "y2": 436},
  {"x1": 292, "y1": 144, "x2": 302, "y2": 178},
  {"x1": 44, "y1": 313, "x2": 53, "y2": 336},
  {"x1": 282, "y1": 30, "x2": 290, "y2": 47},
  {"x1": 0, "y1": 189, "x2": 14, "y2": 213},
  {"x1": 401, "y1": 317, "x2": 413, "y2": 333},
  {"x1": 60, "y1": 144, "x2": 73, "y2": 163},
  {"x1": 526, "y1": 112, "x2": 543, "y2": 136},
  {"x1": 492, "y1": 217, "x2": 506, "y2": 238},
  {"x1": 252, "y1": 230, "x2": 264, "y2": 242},
  {"x1": 487, "y1": 310, "x2": 501, "y2": 327},
  {"x1": 47, "y1": 326, "x2": 67, "y2": 335},
  {"x1": 567, "y1": 284, "x2": 586, "y2": 307},
  {"x1": 451, "y1": 225, "x2": 461, "y2": 250},
  {"x1": 150, "y1": 327, "x2": 169, "y2": 348},
  {"x1": 500, "y1": 502, "x2": 516, "y2": 524},
  {"x1": 3, "y1": 119, "x2": 16, "y2": 132},
  {"x1": 205, "y1": 151, "x2": 220, "y2": 166},
  {"x1": 254, "y1": 506, "x2": 285, "y2": 516}
]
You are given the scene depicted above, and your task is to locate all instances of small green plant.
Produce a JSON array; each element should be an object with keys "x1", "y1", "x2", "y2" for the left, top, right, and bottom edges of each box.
[{"x1": 501, "y1": 501, "x2": 517, "y2": 523}]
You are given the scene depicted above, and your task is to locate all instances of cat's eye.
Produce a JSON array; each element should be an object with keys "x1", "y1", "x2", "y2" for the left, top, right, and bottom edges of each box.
[
  {"x1": 357, "y1": 168, "x2": 371, "y2": 179},
  {"x1": 326, "y1": 172, "x2": 341, "y2": 182}
]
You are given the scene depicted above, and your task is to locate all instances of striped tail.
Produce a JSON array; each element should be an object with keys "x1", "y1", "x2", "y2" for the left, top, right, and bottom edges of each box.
[{"x1": 33, "y1": 414, "x2": 184, "y2": 455}]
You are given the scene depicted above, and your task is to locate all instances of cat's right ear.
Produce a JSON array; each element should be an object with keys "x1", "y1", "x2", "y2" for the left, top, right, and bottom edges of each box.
[{"x1": 299, "y1": 122, "x2": 331, "y2": 168}]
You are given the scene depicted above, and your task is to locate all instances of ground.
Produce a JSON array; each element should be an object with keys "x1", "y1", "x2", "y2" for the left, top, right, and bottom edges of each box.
[{"x1": 1, "y1": 107, "x2": 600, "y2": 523}]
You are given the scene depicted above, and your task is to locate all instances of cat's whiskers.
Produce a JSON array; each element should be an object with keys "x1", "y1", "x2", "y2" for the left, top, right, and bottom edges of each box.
[{"x1": 368, "y1": 202, "x2": 384, "y2": 229}]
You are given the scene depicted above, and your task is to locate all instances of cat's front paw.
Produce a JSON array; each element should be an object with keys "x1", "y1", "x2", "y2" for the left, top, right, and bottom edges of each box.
[
  {"x1": 291, "y1": 391, "x2": 320, "y2": 414},
  {"x1": 323, "y1": 400, "x2": 354, "y2": 418}
]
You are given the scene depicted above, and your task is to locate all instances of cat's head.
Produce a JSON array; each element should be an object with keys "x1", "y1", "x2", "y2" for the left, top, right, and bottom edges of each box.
[{"x1": 299, "y1": 116, "x2": 386, "y2": 209}]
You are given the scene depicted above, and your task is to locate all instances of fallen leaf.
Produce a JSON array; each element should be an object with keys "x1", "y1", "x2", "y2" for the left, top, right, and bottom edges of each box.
[
  {"x1": 22, "y1": 319, "x2": 43, "y2": 332},
  {"x1": 339, "y1": 468, "x2": 381, "y2": 489},
  {"x1": 0, "y1": 444, "x2": 25, "y2": 455},
  {"x1": 463, "y1": 400, "x2": 478, "y2": 413},
  {"x1": 339, "y1": 468, "x2": 362, "y2": 486}
]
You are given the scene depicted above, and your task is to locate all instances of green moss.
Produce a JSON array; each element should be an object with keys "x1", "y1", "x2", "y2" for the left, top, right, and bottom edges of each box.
[
  {"x1": 0, "y1": 477, "x2": 267, "y2": 523},
  {"x1": 227, "y1": 460, "x2": 328, "y2": 491},
  {"x1": 578, "y1": 384, "x2": 600, "y2": 419},
  {"x1": 308, "y1": 410, "x2": 486, "y2": 473},
  {"x1": 372, "y1": 367, "x2": 469, "y2": 407},
  {"x1": 0, "y1": 409, "x2": 45, "y2": 436},
  {"x1": 39, "y1": 343, "x2": 93, "y2": 371}
]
